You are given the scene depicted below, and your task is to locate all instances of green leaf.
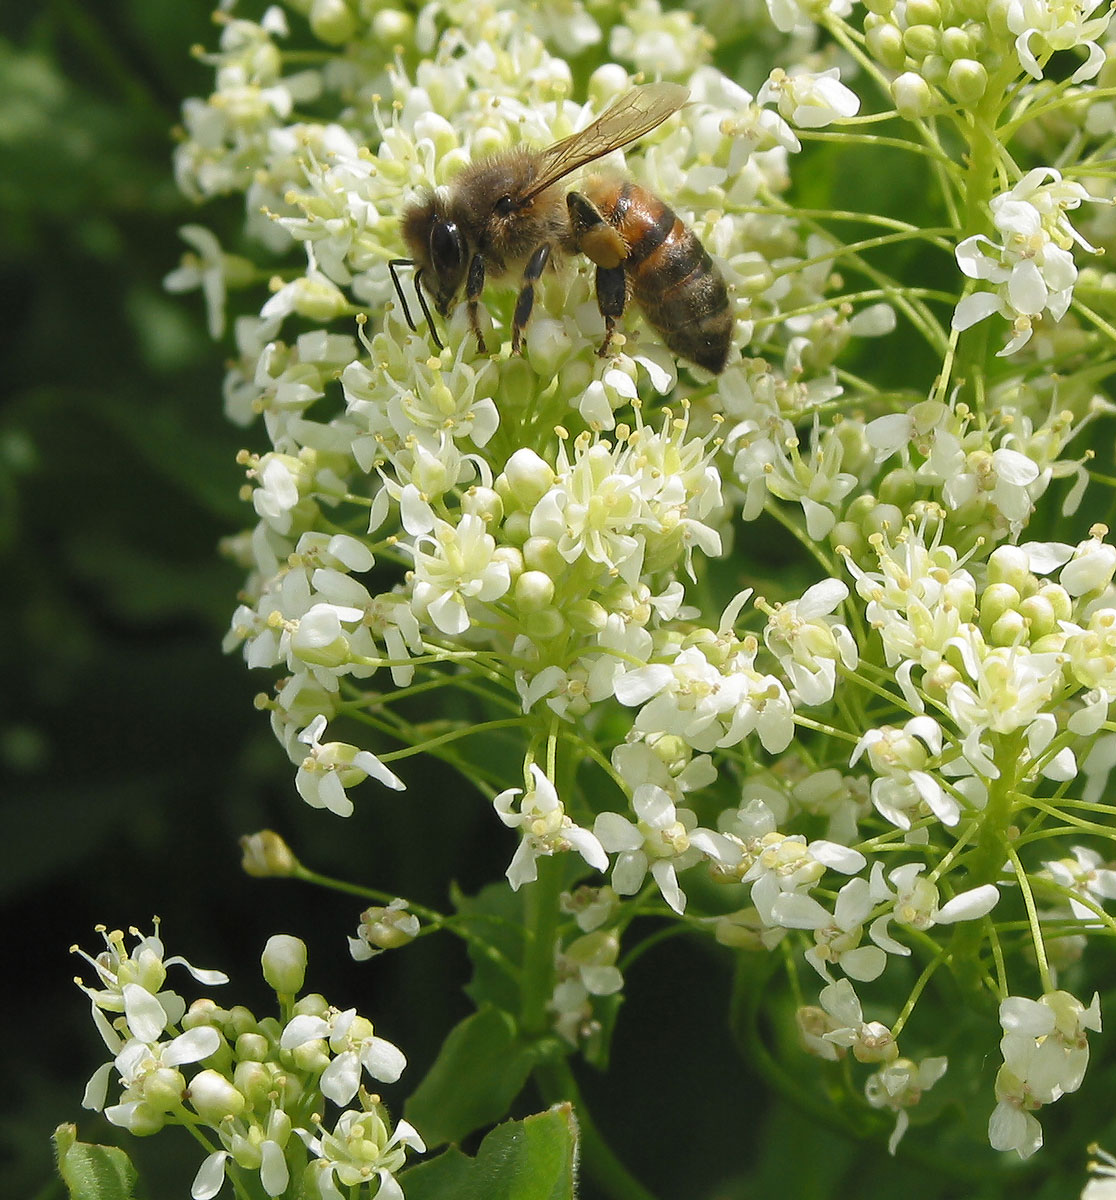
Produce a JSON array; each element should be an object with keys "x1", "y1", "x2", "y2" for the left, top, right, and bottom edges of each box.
[
  {"x1": 403, "y1": 1104, "x2": 578, "y2": 1200},
  {"x1": 54, "y1": 1125, "x2": 140, "y2": 1200},
  {"x1": 404, "y1": 1006, "x2": 538, "y2": 1146}
]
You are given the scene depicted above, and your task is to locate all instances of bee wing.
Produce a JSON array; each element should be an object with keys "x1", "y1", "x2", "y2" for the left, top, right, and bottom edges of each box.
[{"x1": 524, "y1": 82, "x2": 689, "y2": 200}]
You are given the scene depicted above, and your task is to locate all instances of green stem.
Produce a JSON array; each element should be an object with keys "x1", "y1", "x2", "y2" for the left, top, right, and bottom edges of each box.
[{"x1": 520, "y1": 852, "x2": 563, "y2": 1037}]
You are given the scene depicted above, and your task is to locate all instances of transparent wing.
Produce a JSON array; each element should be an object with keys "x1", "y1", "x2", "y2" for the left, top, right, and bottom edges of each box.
[{"x1": 524, "y1": 82, "x2": 689, "y2": 200}]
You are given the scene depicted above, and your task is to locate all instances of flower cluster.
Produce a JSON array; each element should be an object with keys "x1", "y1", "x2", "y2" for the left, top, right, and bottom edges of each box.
[
  {"x1": 75, "y1": 924, "x2": 423, "y2": 1199},
  {"x1": 161, "y1": 0, "x2": 1116, "y2": 1174}
]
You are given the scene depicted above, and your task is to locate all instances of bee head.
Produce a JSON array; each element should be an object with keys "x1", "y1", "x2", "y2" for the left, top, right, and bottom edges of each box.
[{"x1": 401, "y1": 194, "x2": 467, "y2": 316}]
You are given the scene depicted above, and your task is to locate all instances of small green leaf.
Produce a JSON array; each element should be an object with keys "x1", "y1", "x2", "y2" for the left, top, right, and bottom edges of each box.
[
  {"x1": 404, "y1": 1006, "x2": 538, "y2": 1146},
  {"x1": 54, "y1": 1125, "x2": 140, "y2": 1200},
  {"x1": 403, "y1": 1104, "x2": 578, "y2": 1200}
]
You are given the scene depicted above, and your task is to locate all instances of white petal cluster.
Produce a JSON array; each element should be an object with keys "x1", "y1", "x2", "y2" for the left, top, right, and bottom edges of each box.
[
  {"x1": 953, "y1": 168, "x2": 1099, "y2": 355},
  {"x1": 990, "y1": 990, "x2": 1102, "y2": 1159}
]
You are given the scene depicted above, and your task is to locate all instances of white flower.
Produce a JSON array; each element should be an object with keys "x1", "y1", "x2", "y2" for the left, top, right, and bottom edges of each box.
[
  {"x1": 865, "y1": 1056, "x2": 949, "y2": 1154},
  {"x1": 281, "y1": 1007, "x2": 407, "y2": 1105},
  {"x1": 952, "y1": 168, "x2": 1098, "y2": 355},
  {"x1": 594, "y1": 785, "x2": 724, "y2": 915},
  {"x1": 758, "y1": 68, "x2": 860, "y2": 129},
  {"x1": 295, "y1": 715, "x2": 405, "y2": 816},
  {"x1": 303, "y1": 1107, "x2": 425, "y2": 1200},
  {"x1": 493, "y1": 764, "x2": 608, "y2": 889},
  {"x1": 817, "y1": 978, "x2": 897, "y2": 1063},
  {"x1": 1043, "y1": 846, "x2": 1116, "y2": 921},
  {"x1": 1006, "y1": 0, "x2": 1112, "y2": 82},
  {"x1": 762, "y1": 578, "x2": 857, "y2": 705},
  {"x1": 410, "y1": 514, "x2": 511, "y2": 636}
]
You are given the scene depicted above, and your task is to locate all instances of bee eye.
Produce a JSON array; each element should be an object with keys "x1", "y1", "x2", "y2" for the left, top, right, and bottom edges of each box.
[
  {"x1": 494, "y1": 195, "x2": 515, "y2": 217},
  {"x1": 430, "y1": 220, "x2": 465, "y2": 274}
]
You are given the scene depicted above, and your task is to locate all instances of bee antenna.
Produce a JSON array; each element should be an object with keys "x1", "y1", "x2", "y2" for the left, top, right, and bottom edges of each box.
[{"x1": 387, "y1": 259, "x2": 444, "y2": 351}]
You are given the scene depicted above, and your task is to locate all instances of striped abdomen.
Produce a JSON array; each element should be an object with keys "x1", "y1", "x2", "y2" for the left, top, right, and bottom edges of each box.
[{"x1": 586, "y1": 179, "x2": 732, "y2": 373}]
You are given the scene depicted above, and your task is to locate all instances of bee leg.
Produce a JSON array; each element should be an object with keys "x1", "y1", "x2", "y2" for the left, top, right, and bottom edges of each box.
[
  {"x1": 594, "y1": 265, "x2": 627, "y2": 359},
  {"x1": 466, "y1": 253, "x2": 487, "y2": 353},
  {"x1": 511, "y1": 244, "x2": 552, "y2": 355}
]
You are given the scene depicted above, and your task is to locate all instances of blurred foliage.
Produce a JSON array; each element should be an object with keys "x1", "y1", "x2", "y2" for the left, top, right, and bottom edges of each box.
[{"x1": 4, "y1": 4, "x2": 1115, "y2": 1200}]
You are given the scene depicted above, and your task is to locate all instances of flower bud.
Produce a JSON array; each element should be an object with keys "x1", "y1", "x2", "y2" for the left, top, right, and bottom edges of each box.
[
  {"x1": 309, "y1": 0, "x2": 358, "y2": 44},
  {"x1": 371, "y1": 8, "x2": 413, "y2": 43},
  {"x1": 567, "y1": 598, "x2": 608, "y2": 633},
  {"x1": 522, "y1": 535, "x2": 566, "y2": 576},
  {"x1": 262, "y1": 935, "x2": 308, "y2": 996},
  {"x1": 188, "y1": 1070, "x2": 247, "y2": 1123},
  {"x1": 902, "y1": 24, "x2": 939, "y2": 59},
  {"x1": 502, "y1": 448, "x2": 555, "y2": 507},
  {"x1": 233, "y1": 1060, "x2": 275, "y2": 1106},
  {"x1": 235, "y1": 1032, "x2": 272, "y2": 1063},
  {"x1": 523, "y1": 607, "x2": 567, "y2": 640},
  {"x1": 945, "y1": 58, "x2": 988, "y2": 103},
  {"x1": 905, "y1": 0, "x2": 940, "y2": 25},
  {"x1": 940, "y1": 25, "x2": 974, "y2": 59},
  {"x1": 464, "y1": 485, "x2": 503, "y2": 524},
  {"x1": 866, "y1": 22, "x2": 906, "y2": 70},
  {"x1": 1018, "y1": 594, "x2": 1058, "y2": 640},
  {"x1": 515, "y1": 570, "x2": 556, "y2": 612},
  {"x1": 107, "y1": 1100, "x2": 166, "y2": 1136},
  {"x1": 240, "y1": 830, "x2": 300, "y2": 878},
  {"x1": 143, "y1": 1067, "x2": 187, "y2": 1113},
  {"x1": 980, "y1": 582, "x2": 1021, "y2": 629},
  {"x1": 988, "y1": 609, "x2": 1027, "y2": 646},
  {"x1": 892, "y1": 72, "x2": 935, "y2": 118}
]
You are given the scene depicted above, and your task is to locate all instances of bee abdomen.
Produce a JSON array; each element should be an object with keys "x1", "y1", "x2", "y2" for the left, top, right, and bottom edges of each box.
[{"x1": 593, "y1": 181, "x2": 731, "y2": 373}]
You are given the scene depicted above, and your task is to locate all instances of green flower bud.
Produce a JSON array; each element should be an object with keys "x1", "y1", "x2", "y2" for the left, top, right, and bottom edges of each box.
[
  {"x1": 877, "y1": 467, "x2": 917, "y2": 508},
  {"x1": 940, "y1": 25, "x2": 974, "y2": 59},
  {"x1": 980, "y1": 582, "x2": 1022, "y2": 630},
  {"x1": 493, "y1": 545, "x2": 525, "y2": 580},
  {"x1": 235, "y1": 1032, "x2": 272, "y2": 1063},
  {"x1": 293, "y1": 993, "x2": 330, "y2": 1018},
  {"x1": 892, "y1": 72, "x2": 936, "y2": 118},
  {"x1": 861, "y1": 0, "x2": 894, "y2": 13},
  {"x1": 987, "y1": 544, "x2": 1032, "y2": 589},
  {"x1": 371, "y1": 8, "x2": 414, "y2": 44},
  {"x1": 523, "y1": 608, "x2": 567, "y2": 640},
  {"x1": 903, "y1": 24, "x2": 940, "y2": 59},
  {"x1": 866, "y1": 22, "x2": 907, "y2": 70},
  {"x1": 240, "y1": 830, "x2": 300, "y2": 878},
  {"x1": 1018, "y1": 594, "x2": 1057, "y2": 639},
  {"x1": 1038, "y1": 583, "x2": 1073, "y2": 623},
  {"x1": 502, "y1": 448, "x2": 555, "y2": 506},
  {"x1": 864, "y1": 503, "x2": 904, "y2": 538},
  {"x1": 142, "y1": 1067, "x2": 186, "y2": 1114},
  {"x1": 119, "y1": 1102, "x2": 167, "y2": 1137},
  {"x1": 515, "y1": 570, "x2": 556, "y2": 612},
  {"x1": 523, "y1": 535, "x2": 566, "y2": 576},
  {"x1": 501, "y1": 511, "x2": 531, "y2": 545},
  {"x1": 988, "y1": 609, "x2": 1027, "y2": 646},
  {"x1": 188, "y1": 1070, "x2": 247, "y2": 1123},
  {"x1": 921, "y1": 54, "x2": 948, "y2": 85},
  {"x1": 233, "y1": 1059, "x2": 275, "y2": 1106},
  {"x1": 567, "y1": 598, "x2": 608, "y2": 633},
  {"x1": 227, "y1": 1006, "x2": 260, "y2": 1039},
  {"x1": 905, "y1": 0, "x2": 941, "y2": 25},
  {"x1": 309, "y1": 0, "x2": 359, "y2": 45},
  {"x1": 262, "y1": 935, "x2": 308, "y2": 996},
  {"x1": 945, "y1": 58, "x2": 988, "y2": 103}
]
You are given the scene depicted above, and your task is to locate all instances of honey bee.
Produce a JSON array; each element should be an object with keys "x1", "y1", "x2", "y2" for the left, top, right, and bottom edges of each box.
[{"x1": 389, "y1": 83, "x2": 732, "y2": 373}]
